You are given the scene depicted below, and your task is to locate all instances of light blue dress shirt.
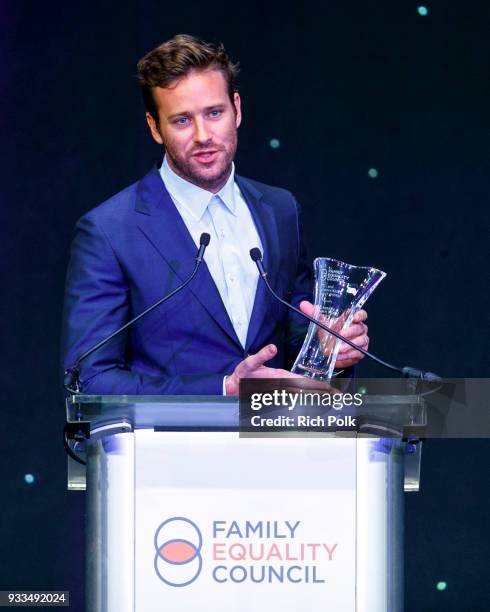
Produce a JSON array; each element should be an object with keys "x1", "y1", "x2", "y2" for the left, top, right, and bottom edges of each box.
[{"x1": 160, "y1": 156, "x2": 263, "y2": 348}]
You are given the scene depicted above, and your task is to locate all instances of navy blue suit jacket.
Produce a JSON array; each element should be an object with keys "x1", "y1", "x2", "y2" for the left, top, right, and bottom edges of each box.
[{"x1": 61, "y1": 166, "x2": 312, "y2": 394}]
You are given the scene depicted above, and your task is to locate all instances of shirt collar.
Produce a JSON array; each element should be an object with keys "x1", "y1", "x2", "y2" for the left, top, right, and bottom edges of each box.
[{"x1": 160, "y1": 155, "x2": 237, "y2": 221}]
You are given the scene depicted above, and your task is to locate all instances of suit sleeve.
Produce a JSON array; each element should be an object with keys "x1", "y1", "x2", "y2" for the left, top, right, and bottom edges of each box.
[{"x1": 60, "y1": 214, "x2": 224, "y2": 395}]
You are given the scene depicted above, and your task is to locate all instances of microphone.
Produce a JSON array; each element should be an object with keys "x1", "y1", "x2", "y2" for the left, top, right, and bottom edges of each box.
[
  {"x1": 249, "y1": 248, "x2": 441, "y2": 381},
  {"x1": 64, "y1": 233, "x2": 211, "y2": 394},
  {"x1": 196, "y1": 232, "x2": 210, "y2": 263}
]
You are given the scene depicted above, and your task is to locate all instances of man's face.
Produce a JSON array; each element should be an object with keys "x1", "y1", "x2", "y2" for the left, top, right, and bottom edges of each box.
[{"x1": 146, "y1": 69, "x2": 242, "y2": 192}]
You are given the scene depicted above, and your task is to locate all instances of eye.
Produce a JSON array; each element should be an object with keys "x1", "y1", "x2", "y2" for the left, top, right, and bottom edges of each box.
[
  {"x1": 173, "y1": 116, "x2": 190, "y2": 126},
  {"x1": 208, "y1": 109, "x2": 222, "y2": 119}
]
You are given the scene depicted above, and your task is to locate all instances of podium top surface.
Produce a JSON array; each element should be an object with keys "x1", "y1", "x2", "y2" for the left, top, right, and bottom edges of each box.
[{"x1": 66, "y1": 393, "x2": 425, "y2": 433}]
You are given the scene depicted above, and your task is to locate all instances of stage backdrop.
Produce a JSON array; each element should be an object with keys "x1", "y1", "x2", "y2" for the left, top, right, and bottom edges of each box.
[{"x1": 1, "y1": 1, "x2": 489, "y2": 610}]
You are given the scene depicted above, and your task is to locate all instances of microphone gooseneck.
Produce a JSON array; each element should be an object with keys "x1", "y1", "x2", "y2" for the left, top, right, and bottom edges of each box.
[{"x1": 249, "y1": 248, "x2": 441, "y2": 381}]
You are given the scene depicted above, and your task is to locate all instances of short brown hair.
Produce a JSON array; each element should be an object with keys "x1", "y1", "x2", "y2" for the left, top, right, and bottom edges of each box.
[{"x1": 137, "y1": 34, "x2": 239, "y2": 123}]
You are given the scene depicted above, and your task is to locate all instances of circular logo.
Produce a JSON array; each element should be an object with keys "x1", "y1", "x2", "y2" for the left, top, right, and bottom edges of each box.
[{"x1": 154, "y1": 517, "x2": 203, "y2": 587}]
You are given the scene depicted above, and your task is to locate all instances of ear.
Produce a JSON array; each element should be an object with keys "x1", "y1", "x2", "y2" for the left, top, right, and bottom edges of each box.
[
  {"x1": 233, "y1": 92, "x2": 242, "y2": 128},
  {"x1": 146, "y1": 112, "x2": 164, "y2": 145}
]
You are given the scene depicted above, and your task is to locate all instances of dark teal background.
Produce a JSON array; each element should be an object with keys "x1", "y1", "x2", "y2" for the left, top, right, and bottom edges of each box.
[{"x1": 1, "y1": 1, "x2": 489, "y2": 609}]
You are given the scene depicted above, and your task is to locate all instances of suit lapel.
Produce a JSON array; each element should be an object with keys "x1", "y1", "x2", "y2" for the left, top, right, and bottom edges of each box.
[
  {"x1": 135, "y1": 167, "x2": 241, "y2": 348},
  {"x1": 235, "y1": 176, "x2": 280, "y2": 352}
]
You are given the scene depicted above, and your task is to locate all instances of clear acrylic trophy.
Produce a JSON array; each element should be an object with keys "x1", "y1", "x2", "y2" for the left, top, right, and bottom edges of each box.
[{"x1": 292, "y1": 258, "x2": 386, "y2": 381}]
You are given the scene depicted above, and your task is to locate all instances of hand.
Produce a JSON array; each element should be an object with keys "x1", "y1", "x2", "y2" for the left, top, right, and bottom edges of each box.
[
  {"x1": 299, "y1": 301, "x2": 369, "y2": 370},
  {"x1": 225, "y1": 344, "x2": 302, "y2": 395},
  {"x1": 335, "y1": 309, "x2": 369, "y2": 368}
]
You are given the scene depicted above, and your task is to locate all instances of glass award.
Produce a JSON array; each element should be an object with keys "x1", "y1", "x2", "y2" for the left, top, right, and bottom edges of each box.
[{"x1": 292, "y1": 258, "x2": 386, "y2": 382}]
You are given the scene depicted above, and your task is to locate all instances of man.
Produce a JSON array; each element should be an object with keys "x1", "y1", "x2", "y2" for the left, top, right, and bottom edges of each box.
[{"x1": 61, "y1": 34, "x2": 369, "y2": 395}]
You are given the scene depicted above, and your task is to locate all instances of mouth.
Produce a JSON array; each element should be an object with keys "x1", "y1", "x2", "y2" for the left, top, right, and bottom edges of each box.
[{"x1": 192, "y1": 150, "x2": 219, "y2": 163}]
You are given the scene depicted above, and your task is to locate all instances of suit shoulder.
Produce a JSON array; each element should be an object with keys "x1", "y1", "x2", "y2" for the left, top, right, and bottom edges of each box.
[
  {"x1": 80, "y1": 180, "x2": 139, "y2": 227},
  {"x1": 238, "y1": 175, "x2": 297, "y2": 205}
]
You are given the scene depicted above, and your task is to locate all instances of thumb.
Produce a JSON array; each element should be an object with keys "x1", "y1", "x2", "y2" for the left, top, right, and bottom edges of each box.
[
  {"x1": 240, "y1": 344, "x2": 277, "y2": 374},
  {"x1": 300, "y1": 300, "x2": 314, "y2": 317}
]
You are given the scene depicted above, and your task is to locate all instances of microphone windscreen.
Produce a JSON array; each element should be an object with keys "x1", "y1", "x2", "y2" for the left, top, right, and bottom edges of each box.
[
  {"x1": 200, "y1": 233, "x2": 211, "y2": 247},
  {"x1": 249, "y1": 247, "x2": 262, "y2": 262}
]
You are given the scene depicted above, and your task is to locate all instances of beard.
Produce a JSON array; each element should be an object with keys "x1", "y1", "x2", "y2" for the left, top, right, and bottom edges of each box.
[{"x1": 165, "y1": 134, "x2": 238, "y2": 193}]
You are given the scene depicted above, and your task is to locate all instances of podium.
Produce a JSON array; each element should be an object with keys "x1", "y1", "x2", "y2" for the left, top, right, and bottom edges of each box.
[{"x1": 66, "y1": 394, "x2": 423, "y2": 612}]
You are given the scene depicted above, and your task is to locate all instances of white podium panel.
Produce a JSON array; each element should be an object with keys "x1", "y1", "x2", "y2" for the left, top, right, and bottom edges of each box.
[{"x1": 134, "y1": 432, "x2": 357, "y2": 612}]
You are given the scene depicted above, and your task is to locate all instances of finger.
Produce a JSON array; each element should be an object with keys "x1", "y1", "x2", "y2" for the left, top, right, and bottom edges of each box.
[
  {"x1": 336, "y1": 347, "x2": 367, "y2": 368},
  {"x1": 300, "y1": 301, "x2": 329, "y2": 326},
  {"x1": 338, "y1": 334, "x2": 369, "y2": 354},
  {"x1": 237, "y1": 344, "x2": 277, "y2": 375},
  {"x1": 353, "y1": 309, "x2": 368, "y2": 323},
  {"x1": 335, "y1": 356, "x2": 362, "y2": 369},
  {"x1": 339, "y1": 348, "x2": 366, "y2": 361},
  {"x1": 299, "y1": 300, "x2": 314, "y2": 317},
  {"x1": 340, "y1": 322, "x2": 367, "y2": 339}
]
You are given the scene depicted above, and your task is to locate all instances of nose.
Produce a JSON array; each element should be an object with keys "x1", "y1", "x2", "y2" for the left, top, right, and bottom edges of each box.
[{"x1": 193, "y1": 117, "x2": 211, "y2": 144}]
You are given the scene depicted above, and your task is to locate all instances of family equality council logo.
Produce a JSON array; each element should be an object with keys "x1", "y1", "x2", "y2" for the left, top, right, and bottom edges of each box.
[
  {"x1": 154, "y1": 516, "x2": 338, "y2": 588},
  {"x1": 154, "y1": 517, "x2": 203, "y2": 587}
]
